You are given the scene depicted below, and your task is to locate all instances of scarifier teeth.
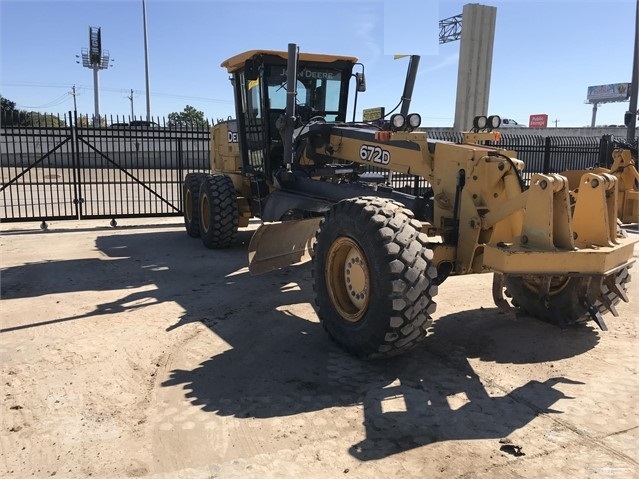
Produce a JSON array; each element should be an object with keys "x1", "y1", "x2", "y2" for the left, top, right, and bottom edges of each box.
[
  {"x1": 492, "y1": 273, "x2": 513, "y2": 315},
  {"x1": 604, "y1": 275, "x2": 629, "y2": 303},
  {"x1": 598, "y1": 291, "x2": 619, "y2": 317},
  {"x1": 586, "y1": 304, "x2": 608, "y2": 331}
]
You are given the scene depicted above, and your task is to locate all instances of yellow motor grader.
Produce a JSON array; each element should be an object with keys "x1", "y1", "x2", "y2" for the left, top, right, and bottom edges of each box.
[{"x1": 182, "y1": 43, "x2": 636, "y2": 359}]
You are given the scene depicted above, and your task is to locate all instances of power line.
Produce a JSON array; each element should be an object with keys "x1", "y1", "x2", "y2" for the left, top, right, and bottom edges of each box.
[
  {"x1": 16, "y1": 92, "x2": 71, "y2": 109},
  {"x1": 1, "y1": 81, "x2": 233, "y2": 104}
]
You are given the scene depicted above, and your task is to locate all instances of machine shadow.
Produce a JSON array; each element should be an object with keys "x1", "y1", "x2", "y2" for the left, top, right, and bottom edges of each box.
[
  {"x1": 0, "y1": 228, "x2": 256, "y2": 332},
  {"x1": 2, "y1": 226, "x2": 599, "y2": 460},
  {"x1": 162, "y1": 296, "x2": 597, "y2": 462},
  {"x1": 163, "y1": 304, "x2": 592, "y2": 459}
]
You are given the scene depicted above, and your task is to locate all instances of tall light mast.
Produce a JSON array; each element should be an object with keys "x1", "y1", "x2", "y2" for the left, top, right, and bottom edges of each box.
[{"x1": 77, "y1": 26, "x2": 112, "y2": 126}]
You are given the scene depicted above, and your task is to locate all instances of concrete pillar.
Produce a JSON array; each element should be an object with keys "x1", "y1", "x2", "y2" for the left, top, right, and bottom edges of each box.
[{"x1": 453, "y1": 4, "x2": 497, "y2": 131}]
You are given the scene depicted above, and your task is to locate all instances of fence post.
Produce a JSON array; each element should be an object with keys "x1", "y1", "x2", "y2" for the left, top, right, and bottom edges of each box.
[
  {"x1": 70, "y1": 110, "x2": 83, "y2": 220},
  {"x1": 177, "y1": 138, "x2": 184, "y2": 211},
  {"x1": 542, "y1": 136, "x2": 551, "y2": 174}
]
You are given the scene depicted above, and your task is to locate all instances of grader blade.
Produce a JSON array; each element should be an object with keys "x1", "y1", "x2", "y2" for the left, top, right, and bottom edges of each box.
[{"x1": 248, "y1": 217, "x2": 322, "y2": 275}]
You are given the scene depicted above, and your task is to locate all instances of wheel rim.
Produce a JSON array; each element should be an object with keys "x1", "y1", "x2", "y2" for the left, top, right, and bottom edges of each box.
[
  {"x1": 325, "y1": 236, "x2": 370, "y2": 322},
  {"x1": 185, "y1": 188, "x2": 193, "y2": 223},
  {"x1": 200, "y1": 194, "x2": 210, "y2": 233}
]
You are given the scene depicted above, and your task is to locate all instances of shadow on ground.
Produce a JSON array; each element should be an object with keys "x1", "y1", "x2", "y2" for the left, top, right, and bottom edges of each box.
[{"x1": 1, "y1": 227, "x2": 600, "y2": 460}]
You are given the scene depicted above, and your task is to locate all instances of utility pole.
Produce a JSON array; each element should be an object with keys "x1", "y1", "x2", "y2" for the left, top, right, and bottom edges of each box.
[
  {"x1": 127, "y1": 89, "x2": 135, "y2": 119},
  {"x1": 554, "y1": 119, "x2": 560, "y2": 128},
  {"x1": 69, "y1": 85, "x2": 78, "y2": 112},
  {"x1": 142, "y1": 0, "x2": 151, "y2": 122},
  {"x1": 626, "y1": 0, "x2": 638, "y2": 141}
]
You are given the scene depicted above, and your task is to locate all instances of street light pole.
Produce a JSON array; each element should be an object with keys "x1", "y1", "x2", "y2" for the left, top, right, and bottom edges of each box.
[{"x1": 142, "y1": 0, "x2": 151, "y2": 122}]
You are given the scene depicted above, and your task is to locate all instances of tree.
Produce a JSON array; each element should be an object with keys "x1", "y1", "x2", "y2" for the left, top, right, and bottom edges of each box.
[
  {"x1": 1, "y1": 95, "x2": 66, "y2": 127},
  {"x1": 76, "y1": 114, "x2": 106, "y2": 128},
  {"x1": 1, "y1": 95, "x2": 24, "y2": 125},
  {"x1": 167, "y1": 105, "x2": 208, "y2": 128}
]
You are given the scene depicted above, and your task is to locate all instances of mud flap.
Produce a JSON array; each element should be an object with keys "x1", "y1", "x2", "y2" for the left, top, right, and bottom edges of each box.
[{"x1": 248, "y1": 217, "x2": 322, "y2": 275}]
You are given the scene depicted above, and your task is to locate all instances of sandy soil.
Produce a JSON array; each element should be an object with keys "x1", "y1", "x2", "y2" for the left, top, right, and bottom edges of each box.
[{"x1": 1, "y1": 218, "x2": 638, "y2": 479}]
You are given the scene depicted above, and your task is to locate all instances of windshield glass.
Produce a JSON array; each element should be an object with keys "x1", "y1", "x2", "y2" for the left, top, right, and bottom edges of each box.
[{"x1": 266, "y1": 65, "x2": 342, "y2": 120}]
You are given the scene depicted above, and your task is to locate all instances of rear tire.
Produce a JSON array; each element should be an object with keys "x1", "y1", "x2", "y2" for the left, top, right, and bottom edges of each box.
[
  {"x1": 199, "y1": 174, "x2": 239, "y2": 249},
  {"x1": 183, "y1": 173, "x2": 207, "y2": 238},
  {"x1": 504, "y1": 266, "x2": 632, "y2": 326},
  {"x1": 312, "y1": 197, "x2": 438, "y2": 359}
]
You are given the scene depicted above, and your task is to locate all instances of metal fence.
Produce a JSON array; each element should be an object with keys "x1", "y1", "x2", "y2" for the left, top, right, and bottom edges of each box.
[
  {"x1": 0, "y1": 112, "x2": 627, "y2": 223},
  {"x1": 1, "y1": 112, "x2": 210, "y2": 224}
]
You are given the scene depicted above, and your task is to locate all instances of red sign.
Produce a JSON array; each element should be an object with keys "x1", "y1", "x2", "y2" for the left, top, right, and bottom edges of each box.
[{"x1": 529, "y1": 114, "x2": 548, "y2": 128}]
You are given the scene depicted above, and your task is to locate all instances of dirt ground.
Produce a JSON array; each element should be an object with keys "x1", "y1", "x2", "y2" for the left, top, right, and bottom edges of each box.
[{"x1": 1, "y1": 218, "x2": 638, "y2": 479}]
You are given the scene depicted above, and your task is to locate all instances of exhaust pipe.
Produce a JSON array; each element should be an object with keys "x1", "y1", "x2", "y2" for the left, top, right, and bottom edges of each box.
[
  {"x1": 283, "y1": 43, "x2": 299, "y2": 171},
  {"x1": 400, "y1": 55, "x2": 420, "y2": 116}
]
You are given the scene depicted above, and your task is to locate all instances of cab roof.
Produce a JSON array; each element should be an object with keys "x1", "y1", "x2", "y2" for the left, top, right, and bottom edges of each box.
[{"x1": 221, "y1": 50, "x2": 359, "y2": 73}]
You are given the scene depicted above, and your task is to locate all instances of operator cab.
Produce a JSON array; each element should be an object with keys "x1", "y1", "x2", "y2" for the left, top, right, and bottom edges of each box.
[{"x1": 221, "y1": 50, "x2": 360, "y2": 181}]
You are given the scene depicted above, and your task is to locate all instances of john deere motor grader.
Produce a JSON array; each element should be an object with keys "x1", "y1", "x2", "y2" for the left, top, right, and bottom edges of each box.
[{"x1": 183, "y1": 43, "x2": 636, "y2": 359}]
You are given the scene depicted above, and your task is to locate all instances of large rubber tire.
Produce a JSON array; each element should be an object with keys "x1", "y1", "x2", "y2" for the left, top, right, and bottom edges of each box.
[
  {"x1": 312, "y1": 196, "x2": 438, "y2": 359},
  {"x1": 199, "y1": 174, "x2": 239, "y2": 249},
  {"x1": 504, "y1": 265, "x2": 632, "y2": 326},
  {"x1": 183, "y1": 173, "x2": 207, "y2": 238}
]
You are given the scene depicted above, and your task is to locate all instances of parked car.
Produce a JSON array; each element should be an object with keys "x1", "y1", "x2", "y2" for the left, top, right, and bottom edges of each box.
[
  {"x1": 500, "y1": 118, "x2": 526, "y2": 128},
  {"x1": 129, "y1": 120, "x2": 160, "y2": 128}
]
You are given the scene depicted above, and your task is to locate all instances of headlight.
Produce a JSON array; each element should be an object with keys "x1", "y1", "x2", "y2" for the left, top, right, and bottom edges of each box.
[
  {"x1": 407, "y1": 113, "x2": 421, "y2": 129},
  {"x1": 390, "y1": 114, "x2": 405, "y2": 130},
  {"x1": 473, "y1": 115, "x2": 488, "y2": 130},
  {"x1": 488, "y1": 115, "x2": 501, "y2": 129}
]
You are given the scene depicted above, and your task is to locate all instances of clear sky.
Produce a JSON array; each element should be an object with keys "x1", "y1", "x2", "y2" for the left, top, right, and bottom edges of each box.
[{"x1": 0, "y1": 0, "x2": 636, "y2": 128}]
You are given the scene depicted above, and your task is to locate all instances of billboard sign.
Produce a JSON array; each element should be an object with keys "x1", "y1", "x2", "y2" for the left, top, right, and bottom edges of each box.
[
  {"x1": 89, "y1": 26, "x2": 102, "y2": 65},
  {"x1": 586, "y1": 83, "x2": 630, "y2": 103},
  {"x1": 529, "y1": 114, "x2": 548, "y2": 128}
]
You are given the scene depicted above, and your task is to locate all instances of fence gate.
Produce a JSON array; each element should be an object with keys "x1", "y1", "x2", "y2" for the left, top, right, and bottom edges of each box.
[
  {"x1": 0, "y1": 112, "x2": 210, "y2": 225},
  {"x1": 1, "y1": 119, "x2": 80, "y2": 224}
]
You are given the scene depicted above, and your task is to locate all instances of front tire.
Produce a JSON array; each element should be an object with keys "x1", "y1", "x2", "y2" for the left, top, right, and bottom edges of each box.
[
  {"x1": 199, "y1": 174, "x2": 239, "y2": 249},
  {"x1": 312, "y1": 197, "x2": 438, "y2": 359},
  {"x1": 183, "y1": 173, "x2": 207, "y2": 238}
]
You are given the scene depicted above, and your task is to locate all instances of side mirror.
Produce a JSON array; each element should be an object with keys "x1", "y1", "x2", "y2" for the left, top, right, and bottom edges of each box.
[{"x1": 355, "y1": 72, "x2": 366, "y2": 92}]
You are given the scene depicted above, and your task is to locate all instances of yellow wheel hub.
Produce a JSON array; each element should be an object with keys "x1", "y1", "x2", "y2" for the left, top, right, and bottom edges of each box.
[{"x1": 326, "y1": 237, "x2": 370, "y2": 322}]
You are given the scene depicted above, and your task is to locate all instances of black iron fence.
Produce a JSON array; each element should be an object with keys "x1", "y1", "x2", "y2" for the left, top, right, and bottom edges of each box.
[
  {"x1": 1, "y1": 112, "x2": 210, "y2": 224},
  {"x1": 0, "y1": 111, "x2": 630, "y2": 223}
]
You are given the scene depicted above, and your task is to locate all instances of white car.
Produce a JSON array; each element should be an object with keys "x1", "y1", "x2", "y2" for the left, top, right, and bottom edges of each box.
[{"x1": 500, "y1": 118, "x2": 526, "y2": 128}]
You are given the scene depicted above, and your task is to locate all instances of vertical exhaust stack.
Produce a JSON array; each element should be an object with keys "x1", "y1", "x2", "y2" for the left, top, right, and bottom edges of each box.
[
  {"x1": 283, "y1": 43, "x2": 299, "y2": 171},
  {"x1": 400, "y1": 55, "x2": 420, "y2": 116}
]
